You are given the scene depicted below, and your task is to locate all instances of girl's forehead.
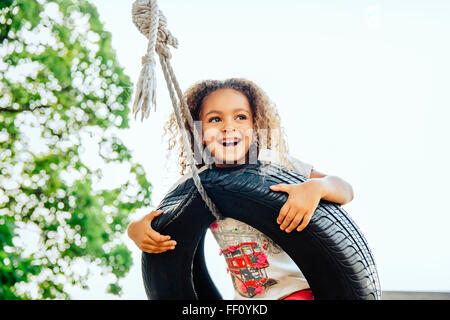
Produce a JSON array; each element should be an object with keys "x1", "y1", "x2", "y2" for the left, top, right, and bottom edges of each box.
[{"x1": 200, "y1": 88, "x2": 251, "y2": 113}]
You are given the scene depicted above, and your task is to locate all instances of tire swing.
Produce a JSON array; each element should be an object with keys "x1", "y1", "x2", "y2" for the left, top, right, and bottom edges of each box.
[
  {"x1": 142, "y1": 162, "x2": 381, "y2": 300},
  {"x1": 130, "y1": 0, "x2": 381, "y2": 300}
]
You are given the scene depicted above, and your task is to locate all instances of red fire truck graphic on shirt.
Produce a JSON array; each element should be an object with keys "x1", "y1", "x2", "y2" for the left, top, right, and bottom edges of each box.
[{"x1": 221, "y1": 242, "x2": 278, "y2": 297}]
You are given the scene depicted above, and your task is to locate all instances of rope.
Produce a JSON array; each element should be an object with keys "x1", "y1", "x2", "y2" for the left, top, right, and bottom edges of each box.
[{"x1": 131, "y1": 0, "x2": 222, "y2": 221}]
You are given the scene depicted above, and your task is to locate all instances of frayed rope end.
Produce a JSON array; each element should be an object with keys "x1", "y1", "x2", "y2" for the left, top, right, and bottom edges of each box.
[{"x1": 132, "y1": 54, "x2": 158, "y2": 121}]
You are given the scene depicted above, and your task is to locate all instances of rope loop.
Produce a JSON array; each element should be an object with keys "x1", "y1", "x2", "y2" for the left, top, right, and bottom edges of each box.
[{"x1": 141, "y1": 53, "x2": 154, "y2": 65}]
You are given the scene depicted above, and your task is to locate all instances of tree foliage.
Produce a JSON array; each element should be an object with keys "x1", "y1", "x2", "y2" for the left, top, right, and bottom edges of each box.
[{"x1": 0, "y1": 0, "x2": 152, "y2": 299}]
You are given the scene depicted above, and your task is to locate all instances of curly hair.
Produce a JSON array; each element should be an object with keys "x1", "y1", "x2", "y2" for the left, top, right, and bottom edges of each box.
[{"x1": 162, "y1": 77, "x2": 297, "y2": 176}]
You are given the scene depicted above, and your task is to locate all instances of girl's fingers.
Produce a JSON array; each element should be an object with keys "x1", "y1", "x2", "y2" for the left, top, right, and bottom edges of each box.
[
  {"x1": 144, "y1": 230, "x2": 176, "y2": 244},
  {"x1": 145, "y1": 229, "x2": 169, "y2": 241},
  {"x1": 297, "y1": 213, "x2": 313, "y2": 232},
  {"x1": 141, "y1": 243, "x2": 175, "y2": 254},
  {"x1": 146, "y1": 210, "x2": 172, "y2": 242},
  {"x1": 148, "y1": 210, "x2": 164, "y2": 221},
  {"x1": 143, "y1": 236, "x2": 177, "y2": 248},
  {"x1": 279, "y1": 206, "x2": 296, "y2": 231},
  {"x1": 146, "y1": 226, "x2": 171, "y2": 242},
  {"x1": 285, "y1": 213, "x2": 304, "y2": 233},
  {"x1": 277, "y1": 204, "x2": 291, "y2": 225},
  {"x1": 141, "y1": 245, "x2": 167, "y2": 254},
  {"x1": 270, "y1": 184, "x2": 291, "y2": 192}
]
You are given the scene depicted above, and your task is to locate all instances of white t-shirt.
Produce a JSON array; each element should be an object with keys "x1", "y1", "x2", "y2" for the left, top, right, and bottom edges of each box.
[
  {"x1": 209, "y1": 149, "x2": 313, "y2": 300},
  {"x1": 164, "y1": 149, "x2": 314, "y2": 300}
]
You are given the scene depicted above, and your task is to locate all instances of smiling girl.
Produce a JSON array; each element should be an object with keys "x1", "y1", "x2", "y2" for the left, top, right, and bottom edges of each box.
[{"x1": 127, "y1": 78, "x2": 354, "y2": 300}]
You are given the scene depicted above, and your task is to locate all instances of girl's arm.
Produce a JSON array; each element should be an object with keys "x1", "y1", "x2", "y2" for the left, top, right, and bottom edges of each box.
[
  {"x1": 309, "y1": 169, "x2": 354, "y2": 204},
  {"x1": 269, "y1": 169, "x2": 354, "y2": 233}
]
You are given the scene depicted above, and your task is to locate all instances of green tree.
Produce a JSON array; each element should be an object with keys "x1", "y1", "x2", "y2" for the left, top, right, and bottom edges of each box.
[{"x1": 0, "y1": 0, "x2": 152, "y2": 299}]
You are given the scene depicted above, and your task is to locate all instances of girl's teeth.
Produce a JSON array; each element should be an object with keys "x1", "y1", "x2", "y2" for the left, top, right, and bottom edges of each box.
[{"x1": 222, "y1": 141, "x2": 239, "y2": 147}]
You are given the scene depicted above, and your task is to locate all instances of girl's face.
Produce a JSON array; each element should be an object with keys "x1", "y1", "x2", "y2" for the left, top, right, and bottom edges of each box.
[{"x1": 198, "y1": 88, "x2": 254, "y2": 168}]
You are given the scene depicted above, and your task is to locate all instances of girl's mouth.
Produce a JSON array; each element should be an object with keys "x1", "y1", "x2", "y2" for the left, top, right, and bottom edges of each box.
[{"x1": 220, "y1": 138, "x2": 241, "y2": 148}]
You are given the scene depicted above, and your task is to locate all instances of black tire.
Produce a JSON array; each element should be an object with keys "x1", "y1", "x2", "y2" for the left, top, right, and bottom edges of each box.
[{"x1": 142, "y1": 161, "x2": 381, "y2": 300}]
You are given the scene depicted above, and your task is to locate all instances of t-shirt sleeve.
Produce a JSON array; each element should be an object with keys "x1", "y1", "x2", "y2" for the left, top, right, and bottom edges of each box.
[
  {"x1": 258, "y1": 148, "x2": 313, "y2": 179},
  {"x1": 284, "y1": 153, "x2": 313, "y2": 179}
]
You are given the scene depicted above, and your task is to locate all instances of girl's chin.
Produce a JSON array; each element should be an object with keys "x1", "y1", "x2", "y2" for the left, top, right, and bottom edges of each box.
[
  {"x1": 207, "y1": 142, "x2": 250, "y2": 166},
  {"x1": 212, "y1": 151, "x2": 247, "y2": 166}
]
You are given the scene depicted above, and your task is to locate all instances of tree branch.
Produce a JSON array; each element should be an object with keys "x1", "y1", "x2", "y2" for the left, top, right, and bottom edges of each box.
[{"x1": 1, "y1": 104, "x2": 52, "y2": 113}]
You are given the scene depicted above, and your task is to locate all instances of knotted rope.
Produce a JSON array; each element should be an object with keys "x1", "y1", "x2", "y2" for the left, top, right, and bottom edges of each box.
[{"x1": 131, "y1": 0, "x2": 222, "y2": 221}]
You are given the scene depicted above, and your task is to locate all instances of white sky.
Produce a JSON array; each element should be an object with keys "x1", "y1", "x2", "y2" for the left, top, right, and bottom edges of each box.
[{"x1": 67, "y1": 0, "x2": 450, "y2": 299}]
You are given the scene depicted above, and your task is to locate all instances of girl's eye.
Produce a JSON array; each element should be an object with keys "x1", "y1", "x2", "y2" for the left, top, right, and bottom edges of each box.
[
  {"x1": 207, "y1": 115, "x2": 246, "y2": 123},
  {"x1": 208, "y1": 117, "x2": 220, "y2": 123}
]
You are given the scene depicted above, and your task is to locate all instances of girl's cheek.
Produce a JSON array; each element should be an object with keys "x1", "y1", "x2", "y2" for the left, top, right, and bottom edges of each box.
[
  {"x1": 202, "y1": 127, "x2": 220, "y2": 142},
  {"x1": 203, "y1": 134, "x2": 215, "y2": 145},
  {"x1": 242, "y1": 127, "x2": 254, "y2": 137}
]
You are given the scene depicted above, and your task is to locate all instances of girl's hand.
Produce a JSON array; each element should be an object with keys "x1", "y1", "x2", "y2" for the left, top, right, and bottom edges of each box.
[
  {"x1": 269, "y1": 180, "x2": 324, "y2": 233},
  {"x1": 127, "y1": 210, "x2": 177, "y2": 253}
]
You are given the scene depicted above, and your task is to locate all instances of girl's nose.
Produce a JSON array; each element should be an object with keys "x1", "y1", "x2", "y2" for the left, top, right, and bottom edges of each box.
[
  {"x1": 222, "y1": 127, "x2": 236, "y2": 133},
  {"x1": 222, "y1": 119, "x2": 236, "y2": 132}
]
